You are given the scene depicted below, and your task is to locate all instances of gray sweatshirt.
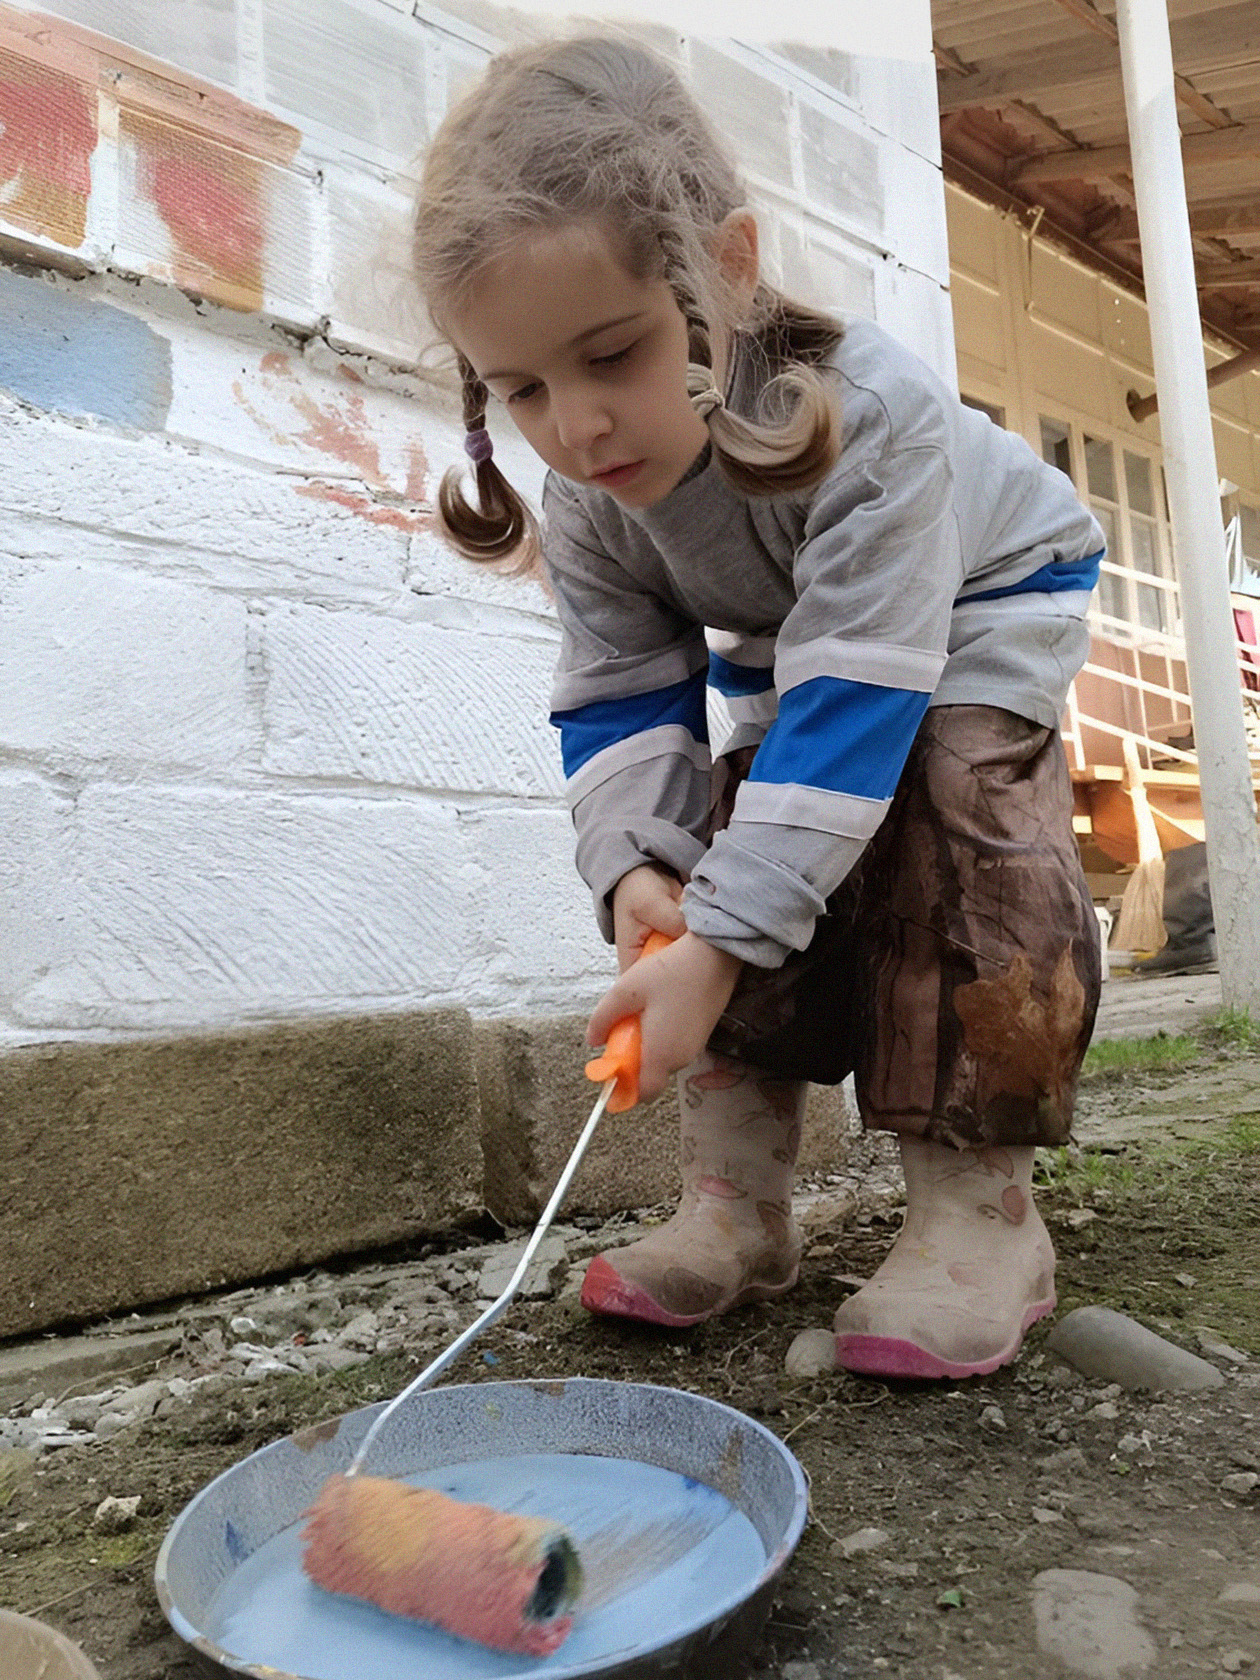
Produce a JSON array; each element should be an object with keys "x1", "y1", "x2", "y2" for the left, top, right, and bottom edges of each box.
[{"x1": 542, "y1": 316, "x2": 1105, "y2": 967}]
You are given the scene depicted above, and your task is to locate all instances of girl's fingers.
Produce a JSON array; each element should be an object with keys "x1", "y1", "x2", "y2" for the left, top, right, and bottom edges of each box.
[{"x1": 586, "y1": 970, "x2": 649, "y2": 1046}]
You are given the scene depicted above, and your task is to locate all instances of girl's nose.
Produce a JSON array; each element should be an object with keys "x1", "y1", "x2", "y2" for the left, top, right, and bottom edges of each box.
[{"x1": 552, "y1": 387, "x2": 612, "y2": 452}]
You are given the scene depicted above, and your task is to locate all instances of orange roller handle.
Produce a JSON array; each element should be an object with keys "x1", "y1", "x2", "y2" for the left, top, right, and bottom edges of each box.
[{"x1": 584, "y1": 929, "x2": 674, "y2": 1113}]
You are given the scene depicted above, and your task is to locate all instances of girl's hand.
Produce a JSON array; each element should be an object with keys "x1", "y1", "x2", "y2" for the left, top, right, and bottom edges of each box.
[
  {"x1": 587, "y1": 931, "x2": 742, "y2": 1103},
  {"x1": 610, "y1": 864, "x2": 687, "y2": 973}
]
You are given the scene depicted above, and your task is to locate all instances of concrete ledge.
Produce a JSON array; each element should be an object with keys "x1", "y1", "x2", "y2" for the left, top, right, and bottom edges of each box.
[
  {"x1": 475, "y1": 1015, "x2": 855, "y2": 1226},
  {"x1": 0, "y1": 1012, "x2": 482, "y2": 1339}
]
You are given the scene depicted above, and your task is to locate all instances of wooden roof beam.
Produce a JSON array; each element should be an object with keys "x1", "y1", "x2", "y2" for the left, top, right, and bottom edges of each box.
[
  {"x1": 936, "y1": 1, "x2": 1253, "y2": 118},
  {"x1": 1103, "y1": 199, "x2": 1260, "y2": 242},
  {"x1": 1128, "y1": 344, "x2": 1260, "y2": 423},
  {"x1": 1044, "y1": 0, "x2": 1232, "y2": 129},
  {"x1": 1011, "y1": 121, "x2": 1260, "y2": 186},
  {"x1": 1197, "y1": 259, "x2": 1260, "y2": 287}
]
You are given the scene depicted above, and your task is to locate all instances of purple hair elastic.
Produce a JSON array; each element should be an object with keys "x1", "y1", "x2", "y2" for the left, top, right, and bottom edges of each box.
[{"x1": 464, "y1": 426, "x2": 494, "y2": 465}]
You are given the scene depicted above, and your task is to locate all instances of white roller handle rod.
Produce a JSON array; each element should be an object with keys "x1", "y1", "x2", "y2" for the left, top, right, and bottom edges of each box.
[{"x1": 346, "y1": 1076, "x2": 617, "y2": 1477}]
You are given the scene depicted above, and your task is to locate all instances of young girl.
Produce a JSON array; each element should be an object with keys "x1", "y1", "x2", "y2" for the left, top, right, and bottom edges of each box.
[{"x1": 413, "y1": 34, "x2": 1104, "y2": 1380}]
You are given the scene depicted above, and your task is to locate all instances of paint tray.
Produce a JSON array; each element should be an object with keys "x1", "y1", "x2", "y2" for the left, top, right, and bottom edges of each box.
[{"x1": 155, "y1": 1376, "x2": 808, "y2": 1680}]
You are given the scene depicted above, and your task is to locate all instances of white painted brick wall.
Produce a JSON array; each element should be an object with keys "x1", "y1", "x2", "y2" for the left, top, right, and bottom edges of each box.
[
  {"x1": 1, "y1": 564, "x2": 253, "y2": 772},
  {"x1": 1, "y1": 0, "x2": 949, "y2": 1045}
]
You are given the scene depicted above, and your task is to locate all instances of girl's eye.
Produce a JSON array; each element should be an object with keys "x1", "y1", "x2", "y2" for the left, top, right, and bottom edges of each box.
[
  {"x1": 591, "y1": 343, "x2": 635, "y2": 369},
  {"x1": 506, "y1": 381, "x2": 542, "y2": 405}
]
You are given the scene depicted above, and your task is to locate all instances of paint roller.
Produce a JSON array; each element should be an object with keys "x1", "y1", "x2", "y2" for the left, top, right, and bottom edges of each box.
[{"x1": 301, "y1": 932, "x2": 675, "y2": 1654}]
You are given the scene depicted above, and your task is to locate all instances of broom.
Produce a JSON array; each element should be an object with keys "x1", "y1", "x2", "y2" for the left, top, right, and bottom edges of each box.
[
  {"x1": 1112, "y1": 733, "x2": 1167, "y2": 958},
  {"x1": 301, "y1": 932, "x2": 675, "y2": 1654}
]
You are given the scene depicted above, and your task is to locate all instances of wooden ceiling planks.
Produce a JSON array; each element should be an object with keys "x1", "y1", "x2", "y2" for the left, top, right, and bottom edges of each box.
[{"x1": 932, "y1": 0, "x2": 1260, "y2": 354}]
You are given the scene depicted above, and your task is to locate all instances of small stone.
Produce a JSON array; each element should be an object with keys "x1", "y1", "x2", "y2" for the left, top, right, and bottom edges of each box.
[
  {"x1": 60, "y1": 1393, "x2": 114, "y2": 1428},
  {"x1": 1176, "y1": 1273, "x2": 1197, "y2": 1289},
  {"x1": 477, "y1": 1236, "x2": 569, "y2": 1302},
  {"x1": 1115, "y1": 1432, "x2": 1154, "y2": 1465},
  {"x1": 979, "y1": 1403, "x2": 1007, "y2": 1432},
  {"x1": 306, "y1": 1346, "x2": 370, "y2": 1374},
  {"x1": 876, "y1": 1560, "x2": 919, "y2": 1578},
  {"x1": 1046, "y1": 1364, "x2": 1083, "y2": 1389},
  {"x1": 836, "y1": 1526, "x2": 891, "y2": 1558},
  {"x1": 243, "y1": 1358, "x2": 292, "y2": 1381},
  {"x1": 93, "y1": 1494, "x2": 141, "y2": 1533},
  {"x1": 785, "y1": 1328, "x2": 836, "y2": 1377},
  {"x1": 1196, "y1": 1329, "x2": 1250, "y2": 1366},
  {"x1": 229, "y1": 1316, "x2": 258, "y2": 1335},
  {"x1": 1221, "y1": 1472, "x2": 1259, "y2": 1497},
  {"x1": 782, "y1": 1664, "x2": 822, "y2": 1680},
  {"x1": 1068, "y1": 1209, "x2": 1098, "y2": 1230},
  {"x1": 117, "y1": 1380, "x2": 167, "y2": 1419},
  {"x1": 1045, "y1": 1306, "x2": 1225, "y2": 1393},
  {"x1": 798, "y1": 1191, "x2": 858, "y2": 1240},
  {"x1": 1038, "y1": 1445, "x2": 1090, "y2": 1475},
  {"x1": 1088, "y1": 1402, "x2": 1120, "y2": 1421},
  {"x1": 1220, "y1": 1585, "x2": 1260, "y2": 1606},
  {"x1": 1032, "y1": 1569, "x2": 1158, "y2": 1678},
  {"x1": 338, "y1": 1311, "x2": 380, "y2": 1350},
  {"x1": 94, "y1": 1412, "x2": 129, "y2": 1442},
  {"x1": 1032, "y1": 1506, "x2": 1065, "y2": 1524},
  {"x1": 1221, "y1": 1653, "x2": 1255, "y2": 1675}
]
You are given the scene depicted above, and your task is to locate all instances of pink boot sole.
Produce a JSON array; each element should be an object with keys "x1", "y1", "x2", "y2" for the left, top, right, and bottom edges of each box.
[
  {"x1": 834, "y1": 1294, "x2": 1056, "y2": 1380},
  {"x1": 580, "y1": 1253, "x2": 800, "y2": 1329}
]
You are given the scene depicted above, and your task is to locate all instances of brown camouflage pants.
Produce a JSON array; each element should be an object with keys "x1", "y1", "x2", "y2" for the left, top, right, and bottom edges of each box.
[{"x1": 706, "y1": 705, "x2": 1101, "y2": 1148}]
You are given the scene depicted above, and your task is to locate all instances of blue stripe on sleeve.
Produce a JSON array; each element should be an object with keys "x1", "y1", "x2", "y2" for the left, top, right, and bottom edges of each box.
[
  {"x1": 748, "y1": 676, "x2": 930, "y2": 802},
  {"x1": 960, "y1": 548, "x2": 1104, "y2": 604},
  {"x1": 708, "y1": 650, "x2": 777, "y2": 698},
  {"x1": 550, "y1": 671, "x2": 709, "y2": 778}
]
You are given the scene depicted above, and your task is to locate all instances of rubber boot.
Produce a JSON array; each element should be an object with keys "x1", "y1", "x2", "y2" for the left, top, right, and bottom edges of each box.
[
  {"x1": 580, "y1": 1053, "x2": 806, "y2": 1328},
  {"x1": 833, "y1": 1138, "x2": 1056, "y2": 1379},
  {"x1": 1132, "y1": 841, "x2": 1217, "y2": 977}
]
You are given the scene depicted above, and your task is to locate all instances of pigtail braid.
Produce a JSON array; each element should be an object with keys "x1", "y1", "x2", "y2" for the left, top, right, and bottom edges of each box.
[
  {"x1": 702, "y1": 359, "x2": 839, "y2": 497},
  {"x1": 436, "y1": 356, "x2": 540, "y2": 572}
]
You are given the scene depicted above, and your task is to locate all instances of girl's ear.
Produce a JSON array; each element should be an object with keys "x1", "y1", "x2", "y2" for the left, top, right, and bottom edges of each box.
[{"x1": 714, "y1": 210, "x2": 760, "y2": 311}]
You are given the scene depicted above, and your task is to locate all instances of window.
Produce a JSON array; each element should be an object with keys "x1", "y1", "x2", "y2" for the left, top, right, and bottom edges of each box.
[
  {"x1": 1040, "y1": 417, "x2": 1071, "y2": 481},
  {"x1": 1038, "y1": 415, "x2": 1179, "y2": 646},
  {"x1": 962, "y1": 394, "x2": 1006, "y2": 427},
  {"x1": 1224, "y1": 497, "x2": 1260, "y2": 598}
]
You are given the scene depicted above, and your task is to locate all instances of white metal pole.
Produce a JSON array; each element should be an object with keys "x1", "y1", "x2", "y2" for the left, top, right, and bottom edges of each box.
[{"x1": 1114, "y1": 0, "x2": 1260, "y2": 1013}]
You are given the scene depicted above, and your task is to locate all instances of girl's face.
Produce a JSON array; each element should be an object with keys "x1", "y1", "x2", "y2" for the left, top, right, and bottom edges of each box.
[{"x1": 450, "y1": 220, "x2": 710, "y2": 509}]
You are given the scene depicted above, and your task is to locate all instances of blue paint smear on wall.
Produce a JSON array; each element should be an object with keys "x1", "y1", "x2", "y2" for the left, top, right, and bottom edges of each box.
[{"x1": 0, "y1": 266, "x2": 172, "y2": 431}]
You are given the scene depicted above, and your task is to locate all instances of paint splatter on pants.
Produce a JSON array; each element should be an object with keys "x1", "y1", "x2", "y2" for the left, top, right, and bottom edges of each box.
[{"x1": 707, "y1": 705, "x2": 1101, "y2": 1148}]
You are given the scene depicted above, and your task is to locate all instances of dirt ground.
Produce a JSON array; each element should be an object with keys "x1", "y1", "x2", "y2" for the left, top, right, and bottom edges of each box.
[{"x1": 2, "y1": 1019, "x2": 1259, "y2": 1680}]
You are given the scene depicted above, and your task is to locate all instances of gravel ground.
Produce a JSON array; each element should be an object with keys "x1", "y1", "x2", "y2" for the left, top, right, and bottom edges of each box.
[{"x1": 2, "y1": 1025, "x2": 1258, "y2": 1680}]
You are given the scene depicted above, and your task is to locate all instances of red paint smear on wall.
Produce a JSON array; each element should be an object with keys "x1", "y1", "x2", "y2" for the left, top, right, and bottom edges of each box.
[
  {"x1": 258, "y1": 350, "x2": 386, "y2": 485},
  {"x1": 296, "y1": 481, "x2": 431, "y2": 533},
  {"x1": 0, "y1": 46, "x2": 96, "y2": 247},
  {"x1": 131, "y1": 111, "x2": 264, "y2": 313},
  {"x1": 236, "y1": 353, "x2": 433, "y2": 525}
]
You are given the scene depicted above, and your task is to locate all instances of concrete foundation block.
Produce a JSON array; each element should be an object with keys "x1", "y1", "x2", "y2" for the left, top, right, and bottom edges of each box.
[
  {"x1": 0, "y1": 1012, "x2": 481, "y2": 1339},
  {"x1": 475, "y1": 1014, "x2": 855, "y2": 1227}
]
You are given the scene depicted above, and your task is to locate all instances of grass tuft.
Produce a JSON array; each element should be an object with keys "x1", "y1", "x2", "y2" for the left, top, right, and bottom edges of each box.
[
  {"x1": 1201, "y1": 1007, "x2": 1260, "y2": 1052},
  {"x1": 1082, "y1": 1031, "x2": 1199, "y2": 1080}
]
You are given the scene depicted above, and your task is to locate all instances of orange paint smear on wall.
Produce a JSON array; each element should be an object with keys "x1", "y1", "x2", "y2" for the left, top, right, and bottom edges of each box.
[{"x1": 0, "y1": 44, "x2": 96, "y2": 249}]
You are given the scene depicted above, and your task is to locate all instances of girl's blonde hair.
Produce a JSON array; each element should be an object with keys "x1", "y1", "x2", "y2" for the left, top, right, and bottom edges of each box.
[{"x1": 414, "y1": 33, "x2": 845, "y2": 569}]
